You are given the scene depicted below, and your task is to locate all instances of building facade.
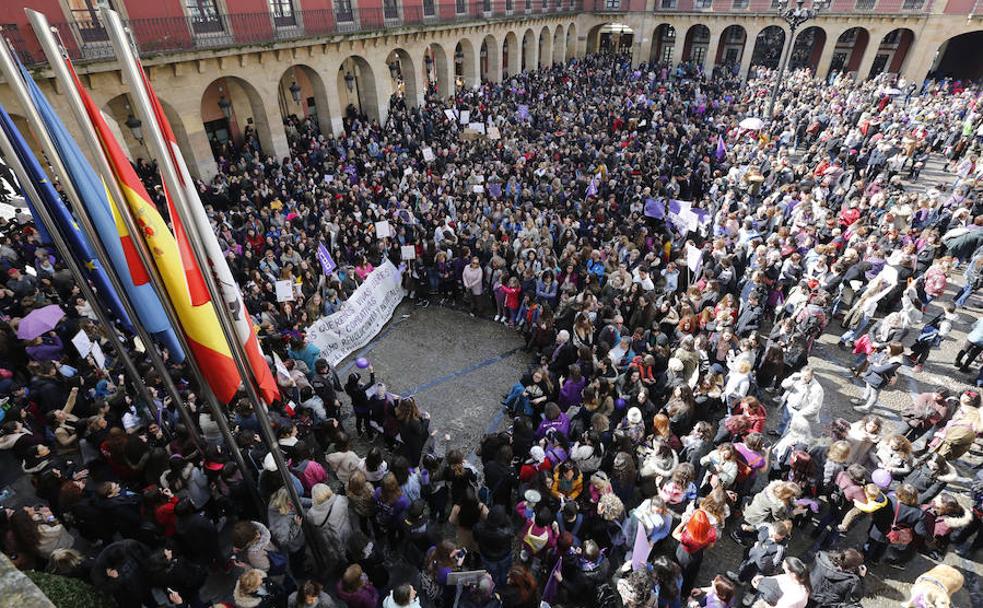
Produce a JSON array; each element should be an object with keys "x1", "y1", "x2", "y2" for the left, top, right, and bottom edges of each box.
[{"x1": 0, "y1": 0, "x2": 980, "y2": 179}]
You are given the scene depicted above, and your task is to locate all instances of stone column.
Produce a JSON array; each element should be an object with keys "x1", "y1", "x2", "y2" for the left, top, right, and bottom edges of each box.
[
  {"x1": 704, "y1": 26, "x2": 722, "y2": 74},
  {"x1": 738, "y1": 26, "x2": 759, "y2": 81},
  {"x1": 854, "y1": 30, "x2": 883, "y2": 81},
  {"x1": 814, "y1": 28, "x2": 843, "y2": 83}
]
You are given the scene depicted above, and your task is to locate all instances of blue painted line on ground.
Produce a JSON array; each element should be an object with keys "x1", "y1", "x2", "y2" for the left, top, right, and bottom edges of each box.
[
  {"x1": 402, "y1": 346, "x2": 524, "y2": 398},
  {"x1": 336, "y1": 309, "x2": 414, "y2": 377}
]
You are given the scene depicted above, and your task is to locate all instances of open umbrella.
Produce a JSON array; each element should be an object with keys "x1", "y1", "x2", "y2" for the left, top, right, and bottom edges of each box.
[
  {"x1": 883, "y1": 87, "x2": 902, "y2": 96},
  {"x1": 16, "y1": 304, "x2": 65, "y2": 340},
  {"x1": 739, "y1": 117, "x2": 764, "y2": 130}
]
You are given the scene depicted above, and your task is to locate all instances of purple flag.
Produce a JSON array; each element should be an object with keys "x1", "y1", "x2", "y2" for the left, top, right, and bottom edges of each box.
[
  {"x1": 715, "y1": 134, "x2": 727, "y2": 162},
  {"x1": 487, "y1": 182, "x2": 502, "y2": 199},
  {"x1": 644, "y1": 197, "x2": 664, "y2": 220},
  {"x1": 316, "y1": 242, "x2": 336, "y2": 277},
  {"x1": 517, "y1": 104, "x2": 529, "y2": 120},
  {"x1": 585, "y1": 174, "x2": 599, "y2": 198}
]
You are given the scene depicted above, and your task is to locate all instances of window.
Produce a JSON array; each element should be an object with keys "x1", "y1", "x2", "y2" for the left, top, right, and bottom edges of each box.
[
  {"x1": 505, "y1": 0, "x2": 513, "y2": 10},
  {"x1": 525, "y1": 0, "x2": 532, "y2": 10},
  {"x1": 882, "y1": 30, "x2": 900, "y2": 44},
  {"x1": 902, "y1": 0, "x2": 924, "y2": 8},
  {"x1": 660, "y1": 0, "x2": 677, "y2": 7},
  {"x1": 485, "y1": 0, "x2": 493, "y2": 11},
  {"x1": 694, "y1": 0, "x2": 712, "y2": 8},
  {"x1": 384, "y1": 0, "x2": 399, "y2": 19},
  {"x1": 855, "y1": 0, "x2": 876, "y2": 8},
  {"x1": 660, "y1": 47, "x2": 673, "y2": 63},
  {"x1": 605, "y1": 0, "x2": 621, "y2": 8},
  {"x1": 457, "y1": 0, "x2": 466, "y2": 12},
  {"x1": 269, "y1": 0, "x2": 296, "y2": 27},
  {"x1": 186, "y1": 0, "x2": 224, "y2": 34},
  {"x1": 692, "y1": 47, "x2": 705, "y2": 64},
  {"x1": 67, "y1": 0, "x2": 108, "y2": 41},
  {"x1": 335, "y1": 0, "x2": 354, "y2": 22},
  {"x1": 542, "y1": 0, "x2": 548, "y2": 9},
  {"x1": 424, "y1": 0, "x2": 436, "y2": 15},
  {"x1": 732, "y1": 0, "x2": 748, "y2": 7},
  {"x1": 770, "y1": 0, "x2": 782, "y2": 7}
]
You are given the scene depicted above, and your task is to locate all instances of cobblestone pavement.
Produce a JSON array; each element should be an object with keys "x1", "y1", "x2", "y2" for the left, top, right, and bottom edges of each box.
[{"x1": 349, "y1": 155, "x2": 981, "y2": 607}]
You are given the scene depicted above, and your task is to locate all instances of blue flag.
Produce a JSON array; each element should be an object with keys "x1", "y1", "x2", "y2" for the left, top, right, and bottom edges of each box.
[
  {"x1": 0, "y1": 101, "x2": 132, "y2": 328},
  {"x1": 16, "y1": 63, "x2": 184, "y2": 361}
]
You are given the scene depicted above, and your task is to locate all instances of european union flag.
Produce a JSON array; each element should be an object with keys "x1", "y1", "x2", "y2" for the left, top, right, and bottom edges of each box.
[
  {"x1": 15, "y1": 61, "x2": 183, "y2": 360},
  {"x1": 0, "y1": 101, "x2": 131, "y2": 329}
]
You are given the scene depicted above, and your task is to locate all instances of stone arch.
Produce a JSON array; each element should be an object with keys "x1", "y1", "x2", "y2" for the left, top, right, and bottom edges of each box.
[
  {"x1": 200, "y1": 76, "x2": 276, "y2": 161},
  {"x1": 503, "y1": 31, "x2": 520, "y2": 78},
  {"x1": 828, "y1": 27, "x2": 870, "y2": 78},
  {"x1": 424, "y1": 43, "x2": 451, "y2": 99},
  {"x1": 277, "y1": 64, "x2": 331, "y2": 135},
  {"x1": 480, "y1": 34, "x2": 501, "y2": 83},
  {"x1": 522, "y1": 28, "x2": 537, "y2": 71},
  {"x1": 682, "y1": 24, "x2": 711, "y2": 65},
  {"x1": 566, "y1": 22, "x2": 577, "y2": 59},
  {"x1": 869, "y1": 28, "x2": 915, "y2": 78},
  {"x1": 715, "y1": 24, "x2": 747, "y2": 71},
  {"x1": 929, "y1": 30, "x2": 983, "y2": 81},
  {"x1": 789, "y1": 26, "x2": 827, "y2": 73},
  {"x1": 539, "y1": 25, "x2": 553, "y2": 67},
  {"x1": 750, "y1": 25, "x2": 786, "y2": 70},
  {"x1": 650, "y1": 23, "x2": 676, "y2": 64},
  {"x1": 385, "y1": 48, "x2": 421, "y2": 109},
  {"x1": 336, "y1": 55, "x2": 380, "y2": 124},
  {"x1": 454, "y1": 38, "x2": 478, "y2": 90},
  {"x1": 553, "y1": 24, "x2": 565, "y2": 64}
]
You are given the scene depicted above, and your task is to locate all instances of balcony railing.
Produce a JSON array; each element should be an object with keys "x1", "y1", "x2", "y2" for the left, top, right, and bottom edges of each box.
[
  {"x1": 7, "y1": 2, "x2": 582, "y2": 67},
  {"x1": 634, "y1": 0, "x2": 932, "y2": 11}
]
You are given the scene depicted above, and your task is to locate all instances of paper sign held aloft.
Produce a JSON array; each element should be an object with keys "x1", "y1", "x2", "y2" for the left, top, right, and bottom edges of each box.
[
  {"x1": 400, "y1": 245, "x2": 417, "y2": 260},
  {"x1": 374, "y1": 220, "x2": 393, "y2": 239},
  {"x1": 459, "y1": 110, "x2": 471, "y2": 125},
  {"x1": 71, "y1": 330, "x2": 93, "y2": 358},
  {"x1": 422, "y1": 147, "x2": 435, "y2": 162},
  {"x1": 487, "y1": 126, "x2": 501, "y2": 140},
  {"x1": 443, "y1": 109, "x2": 457, "y2": 121},
  {"x1": 469, "y1": 122, "x2": 485, "y2": 134},
  {"x1": 91, "y1": 342, "x2": 106, "y2": 370},
  {"x1": 276, "y1": 280, "x2": 295, "y2": 302},
  {"x1": 472, "y1": 184, "x2": 484, "y2": 193}
]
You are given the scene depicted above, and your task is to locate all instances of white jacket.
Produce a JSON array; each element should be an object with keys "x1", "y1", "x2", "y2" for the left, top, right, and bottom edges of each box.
[{"x1": 781, "y1": 375, "x2": 824, "y2": 427}]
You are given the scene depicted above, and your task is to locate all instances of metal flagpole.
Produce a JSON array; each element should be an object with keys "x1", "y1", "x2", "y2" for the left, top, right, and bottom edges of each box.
[
  {"x1": 25, "y1": 9, "x2": 259, "y2": 507},
  {"x1": 101, "y1": 8, "x2": 324, "y2": 560},
  {"x1": 0, "y1": 35, "x2": 204, "y2": 452},
  {"x1": 0, "y1": 120, "x2": 149, "y2": 417}
]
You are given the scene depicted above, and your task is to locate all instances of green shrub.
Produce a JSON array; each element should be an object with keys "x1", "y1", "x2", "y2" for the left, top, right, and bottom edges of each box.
[{"x1": 24, "y1": 570, "x2": 115, "y2": 608}]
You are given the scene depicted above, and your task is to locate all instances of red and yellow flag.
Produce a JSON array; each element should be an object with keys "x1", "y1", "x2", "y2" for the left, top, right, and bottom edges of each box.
[
  {"x1": 67, "y1": 60, "x2": 241, "y2": 404},
  {"x1": 140, "y1": 68, "x2": 279, "y2": 406}
]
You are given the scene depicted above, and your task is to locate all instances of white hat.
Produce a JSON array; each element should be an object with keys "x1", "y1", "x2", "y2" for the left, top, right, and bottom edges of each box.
[
  {"x1": 263, "y1": 452, "x2": 278, "y2": 472},
  {"x1": 627, "y1": 407, "x2": 643, "y2": 425},
  {"x1": 529, "y1": 446, "x2": 546, "y2": 464}
]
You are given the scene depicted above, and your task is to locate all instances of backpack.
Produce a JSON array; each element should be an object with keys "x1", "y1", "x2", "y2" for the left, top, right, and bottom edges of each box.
[{"x1": 596, "y1": 582, "x2": 624, "y2": 608}]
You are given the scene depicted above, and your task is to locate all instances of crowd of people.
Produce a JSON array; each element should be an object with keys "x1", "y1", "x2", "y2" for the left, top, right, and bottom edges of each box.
[{"x1": 1, "y1": 50, "x2": 982, "y2": 608}]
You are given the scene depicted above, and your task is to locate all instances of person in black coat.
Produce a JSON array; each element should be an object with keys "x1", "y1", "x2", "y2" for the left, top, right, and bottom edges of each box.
[
  {"x1": 90, "y1": 539, "x2": 154, "y2": 608},
  {"x1": 396, "y1": 397, "x2": 430, "y2": 466},
  {"x1": 174, "y1": 498, "x2": 223, "y2": 567},
  {"x1": 473, "y1": 505, "x2": 515, "y2": 588},
  {"x1": 482, "y1": 445, "x2": 516, "y2": 508},
  {"x1": 809, "y1": 548, "x2": 866, "y2": 608},
  {"x1": 884, "y1": 484, "x2": 930, "y2": 564}
]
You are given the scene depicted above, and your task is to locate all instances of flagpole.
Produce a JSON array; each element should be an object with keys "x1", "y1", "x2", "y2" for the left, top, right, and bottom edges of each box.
[
  {"x1": 0, "y1": 118, "x2": 152, "y2": 413},
  {"x1": 25, "y1": 10, "x2": 257, "y2": 501},
  {"x1": 100, "y1": 8, "x2": 321, "y2": 559},
  {"x1": 0, "y1": 36, "x2": 204, "y2": 452}
]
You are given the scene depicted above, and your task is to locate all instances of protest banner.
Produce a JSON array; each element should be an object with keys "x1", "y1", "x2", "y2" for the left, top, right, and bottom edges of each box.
[{"x1": 306, "y1": 260, "x2": 405, "y2": 366}]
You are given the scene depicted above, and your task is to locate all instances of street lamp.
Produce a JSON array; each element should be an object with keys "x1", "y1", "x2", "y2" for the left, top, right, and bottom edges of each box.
[
  {"x1": 344, "y1": 71, "x2": 355, "y2": 92},
  {"x1": 388, "y1": 60, "x2": 401, "y2": 80},
  {"x1": 455, "y1": 47, "x2": 464, "y2": 67},
  {"x1": 288, "y1": 80, "x2": 301, "y2": 104},
  {"x1": 765, "y1": 0, "x2": 828, "y2": 121},
  {"x1": 217, "y1": 94, "x2": 232, "y2": 120},
  {"x1": 124, "y1": 112, "x2": 143, "y2": 143}
]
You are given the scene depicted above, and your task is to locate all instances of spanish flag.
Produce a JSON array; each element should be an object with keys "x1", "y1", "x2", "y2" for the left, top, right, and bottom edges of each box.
[
  {"x1": 138, "y1": 68, "x2": 280, "y2": 407},
  {"x1": 65, "y1": 59, "x2": 241, "y2": 405}
]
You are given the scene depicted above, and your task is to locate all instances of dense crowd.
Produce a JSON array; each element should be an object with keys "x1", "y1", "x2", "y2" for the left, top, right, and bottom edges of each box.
[{"x1": 1, "y1": 51, "x2": 982, "y2": 608}]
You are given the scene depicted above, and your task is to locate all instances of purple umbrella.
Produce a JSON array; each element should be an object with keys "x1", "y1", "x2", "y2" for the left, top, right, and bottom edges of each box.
[{"x1": 16, "y1": 304, "x2": 65, "y2": 340}]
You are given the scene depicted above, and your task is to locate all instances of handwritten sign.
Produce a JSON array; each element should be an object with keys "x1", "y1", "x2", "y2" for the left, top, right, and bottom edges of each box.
[{"x1": 275, "y1": 280, "x2": 295, "y2": 302}]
